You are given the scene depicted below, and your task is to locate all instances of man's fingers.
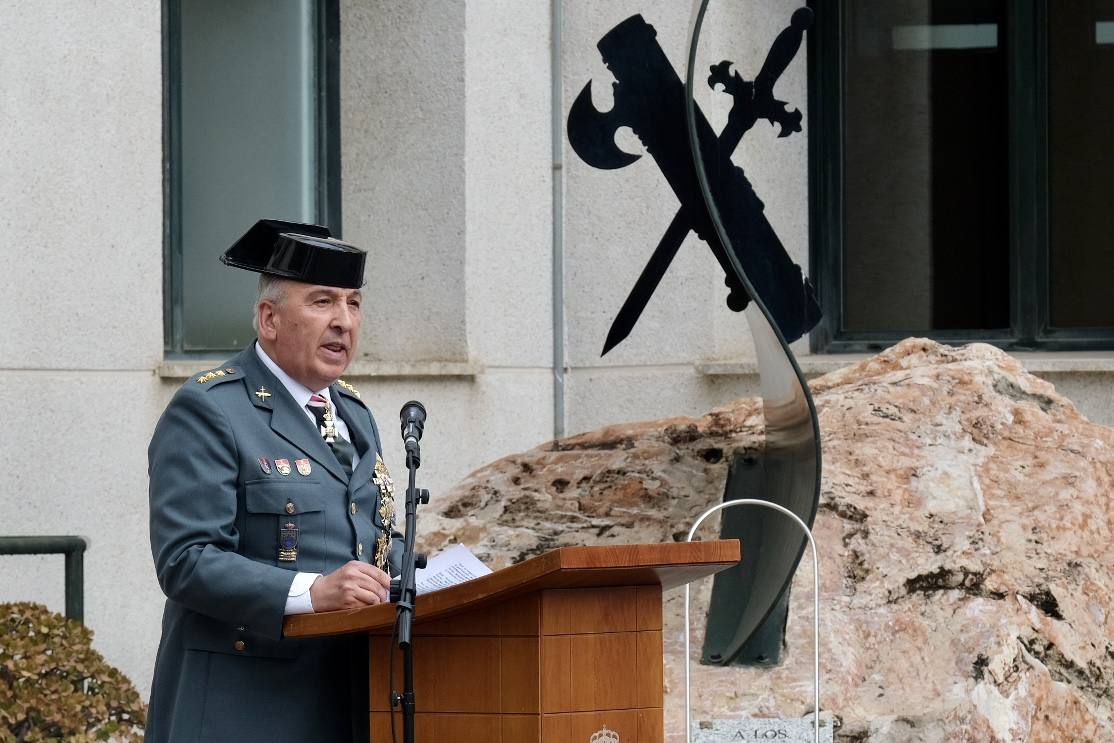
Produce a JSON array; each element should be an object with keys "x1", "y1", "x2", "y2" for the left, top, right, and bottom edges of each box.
[
  {"x1": 328, "y1": 581, "x2": 384, "y2": 609},
  {"x1": 310, "y1": 561, "x2": 393, "y2": 611},
  {"x1": 336, "y1": 570, "x2": 388, "y2": 604},
  {"x1": 340, "y1": 561, "x2": 392, "y2": 590},
  {"x1": 367, "y1": 566, "x2": 392, "y2": 589},
  {"x1": 345, "y1": 585, "x2": 382, "y2": 608}
]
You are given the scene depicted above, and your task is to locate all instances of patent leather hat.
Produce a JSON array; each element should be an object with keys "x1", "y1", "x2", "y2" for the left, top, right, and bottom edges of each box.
[{"x1": 220, "y1": 219, "x2": 366, "y2": 289}]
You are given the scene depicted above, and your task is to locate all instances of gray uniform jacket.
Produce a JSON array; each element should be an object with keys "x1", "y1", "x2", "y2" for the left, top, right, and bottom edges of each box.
[{"x1": 146, "y1": 345, "x2": 402, "y2": 742}]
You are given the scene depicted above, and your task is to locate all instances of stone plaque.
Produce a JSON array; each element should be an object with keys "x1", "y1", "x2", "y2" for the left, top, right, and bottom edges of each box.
[{"x1": 693, "y1": 718, "x2": 834, "y2": 742}]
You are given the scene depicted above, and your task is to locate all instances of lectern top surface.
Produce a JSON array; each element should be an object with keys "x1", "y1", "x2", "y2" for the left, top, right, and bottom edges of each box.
[{"x1": 283, "y1": 540, "x2": 740, "y2": 638}]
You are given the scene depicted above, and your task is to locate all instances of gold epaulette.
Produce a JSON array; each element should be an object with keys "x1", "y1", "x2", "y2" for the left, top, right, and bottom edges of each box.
[
  {"x1": 195, "y1": 367, "x2": 239, "y2": 385},
  {"x1": 338, "y1": 379, "x2": 361, "y2": 398}
]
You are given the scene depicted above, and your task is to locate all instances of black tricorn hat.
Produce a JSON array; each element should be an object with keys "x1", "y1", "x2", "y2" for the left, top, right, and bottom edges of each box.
[{"x1": 220, "y1": 219, "x2": 366, "y2": 289}]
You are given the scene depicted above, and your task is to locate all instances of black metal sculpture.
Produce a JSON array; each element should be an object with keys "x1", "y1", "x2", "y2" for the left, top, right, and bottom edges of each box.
[
  {"x1": 568, "y1": 6, "x2": 823, "y2": 668},
  {"x1": 567, "y1": 10, "x2": 820, "y2": 355}
]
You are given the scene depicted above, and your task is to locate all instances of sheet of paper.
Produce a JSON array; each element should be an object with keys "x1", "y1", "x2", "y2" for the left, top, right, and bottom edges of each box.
[{"x1": 414, "y1": 543, "x2": 493, "y2": 595}]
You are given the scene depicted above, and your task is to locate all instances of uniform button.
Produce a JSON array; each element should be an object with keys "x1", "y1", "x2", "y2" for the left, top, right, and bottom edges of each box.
[
  {"x1": 357, "y1": 542, "x2": 364, "y2": 556},
  {"x1": 233, "y1": 640, "x2": 246, "y2": 652},
  {"x1": 236, "y1": 626, "x2": 246, "y2": 632},
  {"x1": 350, "y1": 502, "x2": 358, "y2": 515},
  {"x1": 285, "y1": 501, "x2": 295, "y2": 514}
]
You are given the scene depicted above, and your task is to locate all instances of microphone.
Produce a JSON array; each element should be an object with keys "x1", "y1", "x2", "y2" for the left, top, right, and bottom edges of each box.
[{"x1": 399, "y1": 401, "x2": 427, "y2": 446}]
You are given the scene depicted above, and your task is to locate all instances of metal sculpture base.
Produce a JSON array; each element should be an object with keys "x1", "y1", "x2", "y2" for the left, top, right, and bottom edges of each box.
[{"x1": 702, "y1": 453, "x2": 793, "y2": 666}]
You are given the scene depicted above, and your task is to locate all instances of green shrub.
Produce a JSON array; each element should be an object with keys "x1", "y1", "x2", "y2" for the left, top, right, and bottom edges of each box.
[{"x1": 0, "y1": 602, "x2": 145, "y2": 742}]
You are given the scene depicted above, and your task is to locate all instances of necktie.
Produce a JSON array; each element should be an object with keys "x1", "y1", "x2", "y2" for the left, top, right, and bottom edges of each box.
[{"x1": 307, "y1": 394, "x2": 356, "y2": 477}]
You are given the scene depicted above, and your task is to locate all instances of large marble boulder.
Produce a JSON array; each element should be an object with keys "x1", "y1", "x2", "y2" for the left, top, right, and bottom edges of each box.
[{"x1": 419, "y1": 339, "x2": 1114, "y2": 741}]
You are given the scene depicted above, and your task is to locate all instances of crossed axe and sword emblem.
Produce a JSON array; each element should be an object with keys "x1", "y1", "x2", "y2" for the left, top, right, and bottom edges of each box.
[{"x1": 567, "y1": 9, "x2": 821, "y2": 355}]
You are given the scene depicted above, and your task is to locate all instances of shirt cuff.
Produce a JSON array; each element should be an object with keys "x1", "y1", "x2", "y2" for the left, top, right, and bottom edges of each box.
[{"x1": 283, "y1": 572, "x2": 321, "y2": 615}]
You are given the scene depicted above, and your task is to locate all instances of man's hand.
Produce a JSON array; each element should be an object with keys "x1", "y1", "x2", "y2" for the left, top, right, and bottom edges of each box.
[{"x1": 309, "y1": 561, "x2": 392, "y2": 612}]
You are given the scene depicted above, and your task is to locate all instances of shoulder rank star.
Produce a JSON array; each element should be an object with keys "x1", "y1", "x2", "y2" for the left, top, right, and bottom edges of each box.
[{"x1": 194, "y1": 369, "x2": 227, "y2": 384}]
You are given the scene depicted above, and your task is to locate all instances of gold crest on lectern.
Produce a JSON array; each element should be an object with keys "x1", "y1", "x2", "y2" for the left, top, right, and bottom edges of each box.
[{"x1": 589, "y1": 727, "x2": 619, "y2": 743}]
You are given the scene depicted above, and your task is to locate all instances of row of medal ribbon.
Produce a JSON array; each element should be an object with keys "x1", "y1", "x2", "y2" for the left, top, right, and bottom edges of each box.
[{"x1": 258, "y1": 457, "x2": 310, "y2": 476}]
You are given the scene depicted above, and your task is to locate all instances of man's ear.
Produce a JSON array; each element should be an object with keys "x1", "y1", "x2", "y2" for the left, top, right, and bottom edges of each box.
[{"x1": 257, "y1": 301, "x2": 279, "y2": 341}]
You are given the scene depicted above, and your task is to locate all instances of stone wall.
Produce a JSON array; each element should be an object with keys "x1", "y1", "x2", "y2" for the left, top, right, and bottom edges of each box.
[
  {"x1": 420, "y1": 339, "x2": 1114, "y2": 741},
  {"x1": 0, "y1": 0, "x2": 165, "y2": 699}
]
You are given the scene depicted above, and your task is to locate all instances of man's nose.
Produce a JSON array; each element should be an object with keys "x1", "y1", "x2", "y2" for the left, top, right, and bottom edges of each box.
[{"x1": 331, "y1": 303, "x2": 358, "y2": 331}]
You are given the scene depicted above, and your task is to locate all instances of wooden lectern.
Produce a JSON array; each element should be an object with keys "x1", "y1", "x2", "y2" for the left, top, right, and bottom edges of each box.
[{"x1": 284, "y1": 540, "x2": 740, "y2": 742}]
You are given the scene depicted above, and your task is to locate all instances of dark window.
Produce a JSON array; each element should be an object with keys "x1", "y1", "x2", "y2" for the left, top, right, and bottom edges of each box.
[
  {"x1": 1048, "y1": 0, "x2": 1114, "y2": 329},
  {"x1": 164, "y1": 0, "x2": 340, "y2": 354},
  {"x1": 810, "y1": 0, "x2": 1114, "y2": 351}
]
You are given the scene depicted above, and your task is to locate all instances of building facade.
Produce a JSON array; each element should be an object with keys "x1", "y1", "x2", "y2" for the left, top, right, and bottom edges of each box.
[{"x1": 1, "y1": 0, "x2": 1110, "y2": 699}]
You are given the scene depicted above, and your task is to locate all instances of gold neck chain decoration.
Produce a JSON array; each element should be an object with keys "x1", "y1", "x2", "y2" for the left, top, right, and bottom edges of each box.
[
  {"x1": 321, "y1": 401, "x2": 339, "y2": 443},
  {"x1": 372, "y1": 455, "x2": 396, "y2": 570}
]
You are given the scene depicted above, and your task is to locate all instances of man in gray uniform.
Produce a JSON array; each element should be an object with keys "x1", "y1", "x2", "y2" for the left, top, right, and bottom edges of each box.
[{"x1": 147, "y1": 220, "x2": 401, "y2": 742}]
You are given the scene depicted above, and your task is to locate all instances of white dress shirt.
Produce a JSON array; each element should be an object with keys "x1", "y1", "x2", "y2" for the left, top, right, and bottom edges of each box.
[{"x1": 254, "y1": 342, "x2": 359, "y2": 615}]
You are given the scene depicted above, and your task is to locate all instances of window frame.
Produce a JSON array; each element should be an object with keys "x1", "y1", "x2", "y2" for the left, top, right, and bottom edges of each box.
[
  {"x1": 162, "y1": 0, "x2": 341, "y2": 357},
  {"x1": 808, "y1": 0, "x2": 1114, "y2": 353}
]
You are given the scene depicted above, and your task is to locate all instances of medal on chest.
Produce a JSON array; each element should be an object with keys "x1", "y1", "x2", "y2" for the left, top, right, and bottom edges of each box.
[{"x1": 278, "y1": 521, "x2": 299, "y2": 562}]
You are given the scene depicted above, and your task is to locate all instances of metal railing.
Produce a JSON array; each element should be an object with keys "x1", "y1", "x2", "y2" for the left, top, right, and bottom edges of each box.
[
  {"x1": 685, "y1": 502, "x2": 822, "y2": 743},
  {"x1": 0, "y1": 536, "x2": 88, "y2": 622}
]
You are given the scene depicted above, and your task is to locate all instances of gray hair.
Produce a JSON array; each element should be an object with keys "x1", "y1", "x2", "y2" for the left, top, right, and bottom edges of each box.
[{"x1": 252, "y1": 275, "x2": 291, "y2": 334}]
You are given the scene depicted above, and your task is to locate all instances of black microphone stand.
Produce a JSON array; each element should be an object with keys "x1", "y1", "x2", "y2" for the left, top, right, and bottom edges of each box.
[{"x1": 393, "y1": 434, "x2": 427, "y2": 743}]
